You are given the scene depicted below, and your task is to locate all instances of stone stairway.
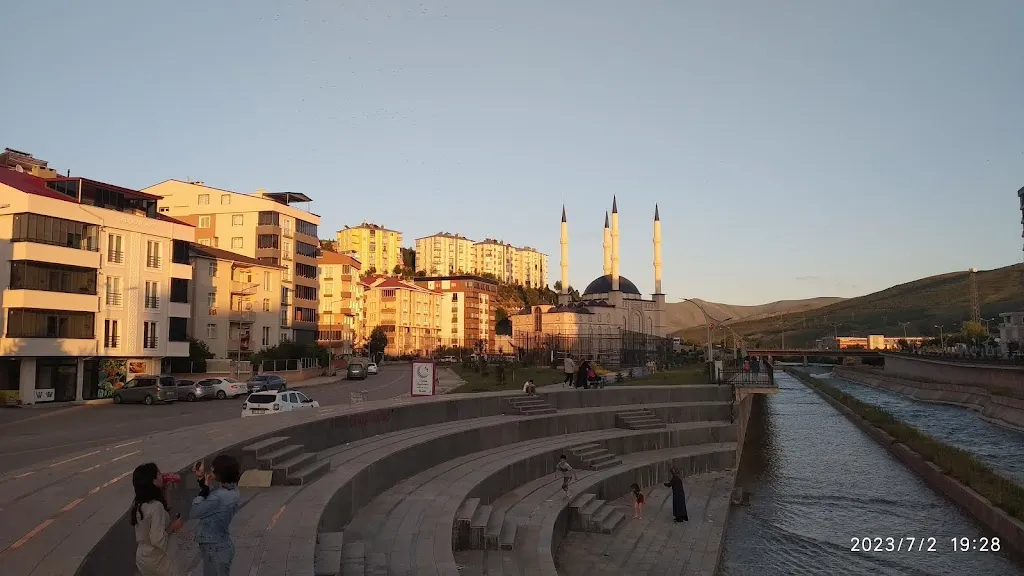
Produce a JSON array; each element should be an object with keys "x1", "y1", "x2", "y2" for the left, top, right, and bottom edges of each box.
[
  {"x1": 568, "y1": 442, "x2": 623, "y2": 471},
  {"x1": 240, "y1": 436, "x2": 330, "y2": 486},
  {"x1": 507, "y1": 395, "x2": 556, "y2": 415},
  {"x1": 454, "y1": 497, "x2": 520, "y2": 551},
  {"x1": 570, "y1": 493, "x2": 627, "y2": 534},
  {"x1": 615, "y1": 408, "x2": 667, "y2": 430}
]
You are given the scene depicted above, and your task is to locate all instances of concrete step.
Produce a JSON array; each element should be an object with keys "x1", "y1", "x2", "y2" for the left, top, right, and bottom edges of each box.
[
  {"x1": 620, "y1": 414, "x2": 660, "y2": 423},
  {"x1": 365, "y1": 552, "x2": 388, "y2": 576},
  {"x1": 271, "y1": 452, "x2": 318, "y2": 484},
  {"x1": 590, "y1": 458, "x2": 622, "y2": 471},
  {"x1": 583, "y1": 452, "x2": 619, "y2": 466},
  {"x1": 568, "y1": 443, "x2": 600, "y2": 452},
  {"x1": 454, "y1": 498, "x2": 481, "y2": 550},
  {"x1": 256, "y1": 444, "x2": 304, "y2": 469},
  {"x1": 341, "y1": 541, "x2": 365, "y2": 576},
  {"x1": 469, "y1": 504, "x2": 491, "y2": 550},
  {"x1": 499, "y1": 517, "x2": 518, "y2": 551},
  {"x1": 287, "y1": 458, "x2": 330, "y2": 485},
  {"x1": 569, "y1": 493, "x2": 597, "y2": 530},
  {"x1": 314, "y1": 532, "x2": 344, "y2": 576},
  {"x1": 484, "y1": 506, "x2": 506, "y2": 550},
  {"x1": 509, "y1": 397, "x2": 548, "y2": 406},
  {"x1": 599, "y1": 509, "x2": 626, "y2": 534},
  {"x1": 628, "y1": 422, "x2": 667, "y2": 430},
  {"x1": 579, "y1": 498, "x2": 605, "y2": 526},
  {"x1": 590, "y1": 504, "x2": 615, "y2": 531},
  {"x1": 571, "y1": 448, "x2": 606, "y2": 461},
  {"x1": 519, "y1": 407, "x2": 556, "y2": 415},
  {"x1": 616, "y1": 409, "x2": 651, "y2": 416},
  {"x1": 240, "y1": 436, "x2": 290, "y2": 469}
]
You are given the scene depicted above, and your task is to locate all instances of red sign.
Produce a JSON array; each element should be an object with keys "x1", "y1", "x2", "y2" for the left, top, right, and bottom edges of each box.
[{"x1": 709, "y1": 323, "x2": 715, "y2": 329}]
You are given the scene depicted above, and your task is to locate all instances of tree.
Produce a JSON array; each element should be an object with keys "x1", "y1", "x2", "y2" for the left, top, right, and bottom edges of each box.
[
  {"x1": 368, "y1": 326, "x2": 388, "y2": 361},
  {"x1": 416, "y1": 269, "x2": 427, "y2": 277},
  {"x1": 962, "y1": 320, "x2": 986, "y2": 338},
  {"x1": 495, "y1": 307, "x2": 509, "y2": 325},
  {"x1": 189, "y1": 337, "x2": 214, "y2": 360},
  {"x1": 393, "y1": 264, "x2": 404, "y2": 276}
]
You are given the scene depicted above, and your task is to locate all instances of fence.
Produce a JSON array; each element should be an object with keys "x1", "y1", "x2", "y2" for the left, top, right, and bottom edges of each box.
[
  {"x1": 164, "y1": 357, "x2": 319, "y2": 378},
  {"x1": 506, "y1": 330, "x2": 673, "y2": 370}
]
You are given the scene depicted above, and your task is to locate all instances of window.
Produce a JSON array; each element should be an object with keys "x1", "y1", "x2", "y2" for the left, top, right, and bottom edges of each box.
[
  {"x1": 258, "y1": 211, "x2": 279, "y2": 226},
  {"x1": 231, "y1": 214, "x2": 243, "y2": 226},
  {"x1": 143, "y1": 321, "x2": 158, "y2": 348},
  {"x1": 198, "y1": 238, "x2": 211, "y2": 246},
  {"x1": 263, "y1": 271, "x2": 271, "y2": 289},
  {"x1": 208, "y1": 291, "x2": 217, "y2": 308},
  {"x1": 296, "y1": 241, "x2": 319, "y2": 258},
  {"x1": 323, "y1": 282, "x2": 334, "y2": 297},
  {"x1": 146, "y1": 241, "x2": 162, "y2": 268},
  {"x1": 231, "y1": 237, "x2": 243, "y2": 249},
  {"x1": 168, "y1": 317, "x2": 188, "y2": 342},
  {"x1": 257, "y1": 234, "x2": 279, "y2": 249},
  {"x1": 144, "y1": 281, "x2": 160, "y2": 309},
  {"x1": 198, "y1": 216, "x2": 211, "y2": 228},
  {"x1": 296, "y1": 219, "x2": 318, "y2": 237},
  {"x1": 107, "y1": 234, "x2": 124, "y2": 263},
  {"x1": 221, "y1": 194, "x2": 231, "y2": 205},
  {"x1": 11, "y1": 213, "x2": 98, "y2": 251},
  {"x1": 206, "y1": 324, "x2": 218, "y2": 338},
  {"x1": 10, "y1": 261, "x2": 97, "y2": 295},
  {"x1": 212, "y1": 237, "x2": 219, "y2": 247},
  {"x1": 283, "y1": 240, "x2": 291, "y2": 256},
  {"x1": 103, "y1": 319, "x2": 119, "y2": 348},
  {"x1": 172, "y1": 240, "x2": 190, "y2": 264},
  {"x1": 295, "y1": 285, "x2": 318, "y2": 301},
  {"x1": 263, "y1": 298, "x2": 270, "y2": 312},
  {"x1": 105, "y1": 277, "x2": 123, "y2": 306},
  {"x1": 208, "y1": 262, "x2": 218, "y2": 277},
  {"x1": 295, "y1": 263, "x2": 317, "y2": 279},
  {"x1": 170, "y1": 278, "x2": 189, "y2": 303},
  {"x1": 198, "y1": 194, "x2": 210, "y2": 205},
  {"x1": 6, "y1": 309, "x2": 94, "y2": 339},
  {"x1": 262, "y1": 326, "x2": 270, "y2": 346}
]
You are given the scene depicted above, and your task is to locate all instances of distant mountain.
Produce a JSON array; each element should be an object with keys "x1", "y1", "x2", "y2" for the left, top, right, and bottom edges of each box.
[
  {"x1": 665, "y1": 297, "x2": 844, "y2": 333},
  {"x1": 674, "y1": 264, "x2": 1024, "y2": 347}
]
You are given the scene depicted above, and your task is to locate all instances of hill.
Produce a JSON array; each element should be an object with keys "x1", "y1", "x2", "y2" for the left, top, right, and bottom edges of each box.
[
  {"x1": 664, "y1": 297, "x2": 844, "y2": 333},
  {"x1": 675, "y1": 264, "x2": 1024, "y2": 347}
]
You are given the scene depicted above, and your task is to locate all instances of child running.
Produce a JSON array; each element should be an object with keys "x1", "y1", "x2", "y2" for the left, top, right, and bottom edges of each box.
[
  {"x1": 630, "y1": 483, "x2": 645, "y2": 519},
  {"x1": 555, "y1": 455, "x2": 575, "y2": 497}
]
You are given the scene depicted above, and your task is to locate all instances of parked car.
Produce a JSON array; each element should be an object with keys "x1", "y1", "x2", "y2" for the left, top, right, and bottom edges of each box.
[
  {"x1": 347, "y1": 363, "x2": 366, "y2": 380},
  {"x1": 366, "y1": 363, "x2": 378, "y2": 375},
  {"x1": 246, "y1": 374, "x2": 288, "y2": 393},
  {"x1": 175, "y1": 379, "x2": 215, "y2": 402},
  {"x1": 196, "y1": 377, "x2": 248, "y2": 399},
  {"x1": 241, "y1": 390, "x2": 320, "y2": 417},
  {"x1": 112, "y1": 375, "x2": 177, "y2": 405},
  {"x1": 438, "y1": 356, "x2": 457, "y2": 364}
]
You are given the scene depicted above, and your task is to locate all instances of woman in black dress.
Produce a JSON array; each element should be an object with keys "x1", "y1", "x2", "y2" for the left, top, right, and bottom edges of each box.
[{"x1": 664, "y1": 468, "x2": 688, "y2": 522}]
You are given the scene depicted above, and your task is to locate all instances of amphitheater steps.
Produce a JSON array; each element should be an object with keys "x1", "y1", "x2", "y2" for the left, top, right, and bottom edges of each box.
[
  {"x1": 241, "y1": 435, "x2": 328, "y2": 485},
  {"x1": 615, "y1": 408, "x2": 667, "y2": 430},
  {"x1": 570, "y1": 493, "x2": 625, "y2": 533},
  {"x1": 568, "y1": 442, "x2": 623, "y2": 471},
  {"x1": 313, "y1": 532, "x2": 344, "y2": 576},
  {"x1": 508, "y1": 395, "x2": 557, "y2": 415}
]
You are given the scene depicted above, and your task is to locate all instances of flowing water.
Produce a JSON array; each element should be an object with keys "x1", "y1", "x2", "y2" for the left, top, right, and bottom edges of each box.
[{"x1": 720, "y1": 370, "x2": 1023, "y2": 576}]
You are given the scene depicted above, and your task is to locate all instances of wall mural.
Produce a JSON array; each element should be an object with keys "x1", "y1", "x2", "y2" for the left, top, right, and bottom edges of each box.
[{"x1": 97, "y1": 359, "x2": 128, "y2": 399}]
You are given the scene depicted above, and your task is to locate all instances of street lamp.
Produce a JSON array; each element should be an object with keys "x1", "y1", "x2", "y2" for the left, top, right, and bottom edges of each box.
[
  {"x1": 898, "y1": 322, "x2": 911, "y2": 339},
  {"x1": 679, "y1": 299, "x2": 729, "y2": 365},
  {"x1": 935, "y1": 324, "x2": 945, "y2": 350}
]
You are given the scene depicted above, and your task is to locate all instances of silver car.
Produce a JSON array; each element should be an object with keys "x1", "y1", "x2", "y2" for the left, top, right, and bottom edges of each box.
[{"x1": 112, "y1": 375, "x2": 178, "y2": 405}]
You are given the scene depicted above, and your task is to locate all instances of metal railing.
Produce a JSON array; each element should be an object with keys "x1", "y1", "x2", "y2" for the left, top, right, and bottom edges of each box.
[
  {"x1": 143, "y1": 336, "x2": 158, "y2": 349},
  {"x1": 105, "y1": 293, "x2": 123, "y2": 306},
  {"x1": 104, "y1": 336, "x2": 120, "y2": 348},
  {"x1": 144, "y1": 296, "x2": 159, "y2": 309},
  {"x1": 107, "y1": 250, "x2": 124, "y2": 264},
  {"x1": 146, "y1": 255, "x2": 162, "y2": 268}
]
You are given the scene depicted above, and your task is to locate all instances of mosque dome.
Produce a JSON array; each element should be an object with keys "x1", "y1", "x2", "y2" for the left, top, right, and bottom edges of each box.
[{"x1": 583, "y1": 274, "x2": 641, "y2": 296}]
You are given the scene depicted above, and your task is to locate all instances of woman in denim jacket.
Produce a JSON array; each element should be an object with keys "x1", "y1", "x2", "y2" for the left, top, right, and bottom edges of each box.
[{"x1": 192, "y1": 455, "x2": 241, "y2": 576}]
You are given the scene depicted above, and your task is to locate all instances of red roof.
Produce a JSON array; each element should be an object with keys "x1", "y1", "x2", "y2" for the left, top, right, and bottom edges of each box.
[
  {"x1": 0, "y1": 169, "x2": 78, "y2": 203},
  {"x1": 371, "y1": 277, "x2": 439, "y2": 293}
]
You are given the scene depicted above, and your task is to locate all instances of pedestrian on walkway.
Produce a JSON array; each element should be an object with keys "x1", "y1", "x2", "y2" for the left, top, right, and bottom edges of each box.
[
  {"x1": 562, "y1": 355, "x2": 576, "y2": 387},
  {"x1": 664, "y1": 468, "x2": 689, "y2": 522},
  {"x1": 556, "y1": 455, "x2": 575, "y2": 497},
  {"x1": 191, "y1": 455, "x2": 242, "y2": 576},
  {"x1": 630, "y1": 483, "x2": 646, "y2": 519},
  {"x1": 131, "y1": 462, "x2": 184, "y2": 576}
]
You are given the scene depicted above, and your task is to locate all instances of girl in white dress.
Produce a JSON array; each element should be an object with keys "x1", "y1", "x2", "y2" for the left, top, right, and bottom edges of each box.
[{"x1": 131, "y1": 462, "x2": 184, "y2": 576}]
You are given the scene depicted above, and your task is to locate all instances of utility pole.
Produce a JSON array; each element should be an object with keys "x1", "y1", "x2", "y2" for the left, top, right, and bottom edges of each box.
[
  {"x1": 899, "y1": 321, "x2": 910, "y2": 339},
  {"x1": 935, "y1": 324, "x2": 945, "y2": 350},
  {"x1": 969, "y1": 268, "x2": 981, "y2": 324}
]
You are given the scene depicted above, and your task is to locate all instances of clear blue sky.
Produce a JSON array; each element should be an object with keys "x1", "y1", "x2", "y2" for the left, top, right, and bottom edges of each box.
[{"x1": 3, "y1": 1, "x2": 1022, "y2": 305}]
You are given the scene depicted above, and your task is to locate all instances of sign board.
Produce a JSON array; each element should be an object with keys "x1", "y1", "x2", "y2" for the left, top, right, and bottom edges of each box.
[
  {"x1": 410, "y1": 360, "x2": 437, "y2": 396},
  {"x1": 34, "y1": 388, "x2": 55, "y2": 403}
]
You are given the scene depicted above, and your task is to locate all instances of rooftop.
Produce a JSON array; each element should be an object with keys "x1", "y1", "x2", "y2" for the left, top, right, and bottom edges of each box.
[
  {"x1": 190, "y1": 244, "x2": 285, "y2": 269},
  {"x1": 339, "y1": 221, "x2": 401, "y2": 234}
]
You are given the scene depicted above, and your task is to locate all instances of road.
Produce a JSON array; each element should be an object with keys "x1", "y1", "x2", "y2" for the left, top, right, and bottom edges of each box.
[{"x1": 0, "y1": 363, "x2": 411, "y2": 473}]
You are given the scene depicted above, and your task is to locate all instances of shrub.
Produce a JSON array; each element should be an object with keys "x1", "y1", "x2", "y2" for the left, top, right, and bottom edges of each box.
[{"x1": 615, "y1": 371, "x2": 625, "y2": 383}]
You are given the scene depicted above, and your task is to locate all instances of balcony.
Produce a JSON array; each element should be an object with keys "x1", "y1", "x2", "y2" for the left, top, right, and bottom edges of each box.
[
  {"x1": 144, "y1": 297, "x2": 160, "y2": 310},
  {"x1": 104, "y1": 335, "x2": 120, "y2": 349},
  {"x1": 168, "y1": 301, "x2": 191, "y2": 319},
  {"x1": 283, "y1": 228, "x2": 294, "y2": 238},
  {"x1": 231, "y1": 281, "x2": 259, "y2": 295},
  {"x1": 170, "y1": 262, "x2": 192, "y2": 279},
  {"x1": 13, "y1": 242, "x2": 102, "y2": 269},
  {"x1": 146, "y1": 255, "x2": 162, "y2": 269},
  {"x1": 106, "y1": 292, "x2": 123, "y2": 306},
  {"x1": 4, "y1": 289, "x2": 99, "y2": 313},
  {"x1": 0, "y1": 337, "x2": 97, "y2": 356},
  {"x1": 167, "y1": 340, "x2": 189, "y2": 357},
  {"x1": 229, "y1": 309, "x2": 254, "y2": 322},
  {"x1": 143, "y1": 336, "x2": 159, "y2": 349},
  {"x1": 107, "y1": 250, "x2": 124, "y2": 264}
]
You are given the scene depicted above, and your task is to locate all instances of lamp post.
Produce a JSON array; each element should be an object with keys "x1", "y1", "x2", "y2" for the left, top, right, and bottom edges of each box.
[
  {"x1": 935, "y1": 324, "x2": 945, "y2": 350},
  {"x1": 679, "y1": 299, "x2": 727, "y2": 366},
  {"x1": 898, "y1": 322, "x2": 910, "y2": 339}
]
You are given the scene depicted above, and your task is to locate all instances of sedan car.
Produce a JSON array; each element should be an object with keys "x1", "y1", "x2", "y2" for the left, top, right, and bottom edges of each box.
[
  {"x1": 247, "y1": 374, "x2": 288, "y2": 393},
  {"x1": 347, "y1": 363, "x2": 366, "y2": 380},
  {"x1": 196, "y1": 377, "x2": 248, "y2": 399},
  {"x1": 241, "y1": 390, "x2": 320, "y2": 417},
  {"x1": 175, "y1": 379, "x2": 215, "y2": 402},
  {"x1": 366, "y1": 363, "x2": 378, "y2": 375}
]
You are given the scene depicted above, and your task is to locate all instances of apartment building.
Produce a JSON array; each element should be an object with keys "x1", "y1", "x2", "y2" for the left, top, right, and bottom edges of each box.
[
  {"x1": 1, "y1": 148, "x2": 57, "y2": 178},
  {"x1": 414, "y1": 275, "x2": 498, "y2": 351},
  {"x1": 0, "y1": 170, "x2": 194, "y2": 405},
  {"x1": 190, "y1": 245, "x2": 285, "y2": 359},
  {"x1": 336, "y1": 222, "x2": 402, "y2": 275},
  {"x1": 317, "y1": 250, "x2": 364, "y2": 355},
  {"x1": 513, "y1": 246, "x2": 549, "y2": 288},
  {"x1": 362, "y1": 277, "x2": 441, "y2": 356},
  {"x1": 472, "y1": 239, "x2": 516, "y2": 283},
  {"x1": 415, "y1": 232, "x2": 474, "y2": 276},
  {"x1": 145, "y1": 181, "x2": 321, "y2": 344}
]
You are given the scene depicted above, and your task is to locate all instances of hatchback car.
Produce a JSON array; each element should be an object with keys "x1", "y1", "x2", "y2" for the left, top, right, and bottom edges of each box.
[
  {"x1": 347, "y1": 363, "x2": 366, "y2": 380},
  {"x1": 112, "y1": 375, "x2": 178, "y2": 405},
  {"x1": 175, "y1": 379, "x2": 215, "y2": 402},
  {"x1": 196, "y1": 377, "x2": 248, "y2": 399},
  {"x1": 246, "y1": 374, "x2": 288, "y2": 393},
  {"x1": 241, "y1": 390, "x2": 320, "y2": 417},
  {"x1": 366, "y1": 363, "x2": 378, "y2": 375}
]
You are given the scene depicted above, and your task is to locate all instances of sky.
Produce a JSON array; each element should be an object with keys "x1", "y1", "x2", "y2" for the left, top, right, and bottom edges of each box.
[{"x1": 3, "y1": 1, "x2": 1023, "y2": 305}]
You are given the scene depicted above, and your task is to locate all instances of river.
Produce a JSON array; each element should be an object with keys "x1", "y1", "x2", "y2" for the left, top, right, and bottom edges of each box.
[{"x1": 720, "y1": 370, "x2": 1023, "y2": 576}]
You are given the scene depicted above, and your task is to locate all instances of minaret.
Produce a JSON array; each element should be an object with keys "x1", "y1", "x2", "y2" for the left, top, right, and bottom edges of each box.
[
  {"x1": 602, "y1": 211, "x2": 611, "y2": 276},
  {"x1": 560, "y1": 205, "x2": 570, "y2": 304},
  {"x1": 653, "y1": 204, "x2": 662, "y2": 294},
  {"x1": 611, "y1": 196, "x2": 620, "y2": 291}
]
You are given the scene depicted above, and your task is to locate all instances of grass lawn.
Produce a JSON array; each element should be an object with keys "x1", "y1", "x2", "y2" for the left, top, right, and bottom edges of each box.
[{"x1": 449, "y1": 363, "x2": 708, "y2": 393}]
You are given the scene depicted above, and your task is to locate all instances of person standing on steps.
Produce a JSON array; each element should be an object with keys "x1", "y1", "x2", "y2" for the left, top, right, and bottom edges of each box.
[
  {"x1": 562, "y1": 354, "x2": 576, "y2": 387},
  {"x1": 664, "y1": 468, "x2": 689, "y2": 522},
  {"x1": 630, "y1": 483, "x2": 646, "y2": 519},
  {"x1": 191, "y1": 455, "x2": 242, "y2": 576},
  {"x1": 556, "y1": 454, "x2": 575, "y2": 497},
  {"x1": 131, "y1": 462, "x2": 184, "y2": 576}
]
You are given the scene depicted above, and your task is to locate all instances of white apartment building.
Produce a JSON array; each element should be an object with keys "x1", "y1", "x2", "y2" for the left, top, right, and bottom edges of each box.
[
  {"x1": 513, "y1": 246, "x2": 548, "y2": 289},
  {"x1": 0, "y1": 170, "x2": 194, "y2": 405},
  {"x1": 472, "y1": 239, "x2": 517, "y2": 284},
  {"x1": 190, "y1": 245, "x2": 285, "y2": 360},
  {"x1": 145, "y1": 181, "x2": 322, "y2": 344},
  {"x1": 415, "y1": 232, "x2": 474, "y2": 276}
]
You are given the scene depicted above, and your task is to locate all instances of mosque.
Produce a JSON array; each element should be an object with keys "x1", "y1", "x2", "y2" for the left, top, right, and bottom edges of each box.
[{"x1": 510, "y1": 197, "x2": 668, "y2": 356}]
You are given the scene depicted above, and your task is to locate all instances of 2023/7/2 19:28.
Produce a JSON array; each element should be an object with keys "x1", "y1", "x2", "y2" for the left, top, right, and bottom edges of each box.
[{"x1": 850, "y1": 537, "x2": 1001, "y2": 553}]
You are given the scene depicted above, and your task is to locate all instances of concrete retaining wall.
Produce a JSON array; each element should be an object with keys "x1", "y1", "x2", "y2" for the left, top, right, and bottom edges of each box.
[
  {"x1": 788, "y1": 369, "x2": 1024, "y2": 556},
  {"x1": 882, "y1": 354, "x2": 1024, "y2": 398},
  {"x1": 542, "y1": 385, "x2": 731, "y2": 410},
  {"x1": 835, "y1": 366, "x2": 1024, "y2": 432}
]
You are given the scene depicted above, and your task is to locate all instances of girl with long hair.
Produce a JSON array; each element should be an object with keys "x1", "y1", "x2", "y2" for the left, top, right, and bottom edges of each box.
[{"x1": 131, "y1": 462, "x2": 183, "y2": 576}]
